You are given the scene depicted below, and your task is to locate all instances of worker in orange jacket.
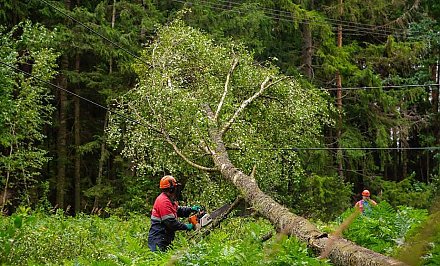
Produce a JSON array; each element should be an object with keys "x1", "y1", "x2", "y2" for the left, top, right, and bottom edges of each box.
[
  {"x1": 148, "y1": 175, "x2": 200, "y2": 252},
  {"x1": 355, "y1": 189, "x2": 377, "y2": 214}
]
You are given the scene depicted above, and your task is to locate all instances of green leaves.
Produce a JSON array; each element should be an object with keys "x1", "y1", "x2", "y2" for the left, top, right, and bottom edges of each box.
[
  {"x1": 0, "y1": 213, "x2": 331, "y2": 266},
  {"x1": 0, "y1": 21, "x2": 58, "y2": 207},
  {"x1": 341, "y1": 202, "x2": 428, "y2": 255},
  {"x1": 0, "y1": 208, "x2": 436, "y2": 265},
  {"x1": 176, "y1": 217, "x2": 330, "y2": 266},
  {"x1": 108, "y1": 19, "x2": 332, "y2": 207}
]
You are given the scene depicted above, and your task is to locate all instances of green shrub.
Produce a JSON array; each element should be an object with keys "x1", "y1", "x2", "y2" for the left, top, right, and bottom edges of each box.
[
  {"x1": 0, "y1": 210, "x2": 168, "y2": 265},
  {"x1": 365, "y1": 175, "x2": 434, "y2": 209},
  {"x1": 0, "y1": 211, "x2": 329, "y2": 265},
  {"x1": 340, "y1": 202, "x2": 428, "y2": 255},
  {"x1": 292, "y1": 174, "x2": 352, "y2": 222},
  {"x1": 175, "y1": 217, "x2": 330, "y2": 266}
]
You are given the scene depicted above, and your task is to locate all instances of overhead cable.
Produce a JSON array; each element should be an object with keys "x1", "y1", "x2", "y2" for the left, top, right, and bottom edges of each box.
[
  {"x1": 212, "y1": 0, "x2": 403, "y2": 32},
  {"x1": 0, "y1": 60, "x2": 142, "y2": 127},
  {"x1": 3, "y1": 60, "x2": 438, "y2": 152},
  {"x1": 172, "y1": 0, "x2": 403, "y2": 38},
  {"x1": 199, "y1": 0, "x2": 395, "y2": 36},
  {"x1": 37, "y1": 0, "x2": 437, "y2": 93},
  {"x1": 38, "y1": 0, "x2": 151, "y2": 67},
  {"x1": 252, "y1": 147, "x2": 440, "y2": 151},
  {"x1": 323, "y1": 83, "x2": 440, "y2": 91},
  {"x1": 212, "y1": 0, "x2": 403, "y2": 34}
]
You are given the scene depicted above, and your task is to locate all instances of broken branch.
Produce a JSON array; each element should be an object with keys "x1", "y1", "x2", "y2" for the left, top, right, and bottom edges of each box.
[
  {"x1": 220, "y1": 76, "x2": 287, "y2": 136},
  {"x1": 215, "y1": 58, "x2": 239, "y2": 120},
  {"x1": 146, "y1": 98, "x2": 217, "y2": 172},
  {"x1": 162, "y1": 129, "x2": 217, "y2": 172}
]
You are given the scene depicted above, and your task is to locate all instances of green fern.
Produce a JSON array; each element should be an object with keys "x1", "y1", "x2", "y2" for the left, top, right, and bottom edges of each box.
[{"x1": 342, "y1": 201, "x2": 428, "y2": 255}]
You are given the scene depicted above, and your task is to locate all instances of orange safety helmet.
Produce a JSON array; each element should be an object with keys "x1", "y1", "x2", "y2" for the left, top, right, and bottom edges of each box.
[
  {"x1": 159, "y1": 175, "x2": 178, "y2": 189},
  {"x1": 362, "y1": 190, "x2": 371, "y2": 197}
]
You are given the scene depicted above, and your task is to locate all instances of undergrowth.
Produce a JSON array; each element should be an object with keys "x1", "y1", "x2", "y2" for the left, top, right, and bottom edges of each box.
[
  {"x1": 2, "y1": 202, "x2": 440, "y2": 265},
  {"x1": 173, "y1": 218, "x2": 329, "y2": 266},
  {"x1": 318, "y1": 201, "x2": 440, "y2": 264},
  {"x1": 342, "y1": 202, "x2": 429, "y2": 255},
  {"x1": 0, "y1": 208, "x2": 330, "y2": 266}
]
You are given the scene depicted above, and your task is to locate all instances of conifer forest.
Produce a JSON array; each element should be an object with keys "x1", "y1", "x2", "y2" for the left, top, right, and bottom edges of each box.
[{"x1": 1, "y1": 0, "x2": 440, "y2": 265}]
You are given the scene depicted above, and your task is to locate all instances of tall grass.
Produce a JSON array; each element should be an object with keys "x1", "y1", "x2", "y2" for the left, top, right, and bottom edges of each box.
[
  {"x1": 0, "y1": 208, "x2": 329, "y2": 265},
  {"x1": 3, "y1": 203, "x2": 439, "y2": 266}
]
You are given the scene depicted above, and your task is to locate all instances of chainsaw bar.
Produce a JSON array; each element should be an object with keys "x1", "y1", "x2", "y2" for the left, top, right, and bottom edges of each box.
[{"x1": 209, "y1": 203, "x2": 231, "y2": 220}]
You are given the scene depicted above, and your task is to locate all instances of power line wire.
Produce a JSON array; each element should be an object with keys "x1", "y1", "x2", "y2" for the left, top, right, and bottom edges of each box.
[
  {"x1": 3, "y1": 60, "x2": 438, "y2": 152},
  {"x1": 290, "y1": 147, "x2": 440, "y2": 151},
  {"x1": 212, "y1": 0, "x2": 403, "y2": 34},
  {"x1": 37, "y1": 0, "x2": 436, "y2": 93},
  {"x1": 323, "y1": 83, "x2": 439, "y2": 91},
  {"x1": 212, "y1": 0, "x2": 404, "y2": 33},
  {"x1": 173, "y1": 0, "x2": 404, "y2": 38},
  {"x1": 0, "y1": 60, "x2": 142, "y2": 127},
  {"x1": 39, "y1": 0, "x2": 437, "y2": 94},
  {"x1": 38, "y1": 0, "x2": 151, "y2": 67},
  {"x1": 242, "y1": 147, "x2": 440, "y2": 151}
]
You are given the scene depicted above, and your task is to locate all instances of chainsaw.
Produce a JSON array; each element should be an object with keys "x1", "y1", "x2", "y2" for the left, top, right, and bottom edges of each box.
[{"x1": 188, "y1": 203, "x2": 231, "y2": 230}]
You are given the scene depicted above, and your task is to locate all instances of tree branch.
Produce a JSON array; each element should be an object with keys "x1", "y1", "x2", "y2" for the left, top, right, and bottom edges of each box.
[
  {"x1": 199, "y1": 139, "x2": 214, "y2": 156},
  {"x1": 163, "y1": 132, "x2": 217, "y2": 172},
  {"x1": 220, "y1": 76, "x2": 287, "y2": 136},
  {"x1": 145, "y1": 98, "x2": 217, "y2": 172},
  {"x1": 249, "y1": 164, "x2": 256, "y2": 180},
  {"x1": 215, "y1": 58, "x2": 239, "y2": 120}
]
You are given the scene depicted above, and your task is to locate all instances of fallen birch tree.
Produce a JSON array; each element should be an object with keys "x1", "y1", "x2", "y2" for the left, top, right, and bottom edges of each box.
[{"x1": 108, "y1": 19, "x2": 406, "y2": 266}]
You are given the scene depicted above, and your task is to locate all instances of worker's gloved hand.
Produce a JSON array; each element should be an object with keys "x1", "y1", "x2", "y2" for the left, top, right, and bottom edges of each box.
[
  {"x1": 186, "y1": 223, "x2": 194, "y2": 230},
  {"x1": 191, "y1": 205, "x2": 202, "y2": 212}
]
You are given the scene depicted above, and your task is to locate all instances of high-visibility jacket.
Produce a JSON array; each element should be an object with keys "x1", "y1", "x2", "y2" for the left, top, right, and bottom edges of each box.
[
  {"x1": 355, "y1": 199, "x2": 377, "y2": 213},
  {"x1": 148, "y1": 192, "x2": 192, "y2": 251}
]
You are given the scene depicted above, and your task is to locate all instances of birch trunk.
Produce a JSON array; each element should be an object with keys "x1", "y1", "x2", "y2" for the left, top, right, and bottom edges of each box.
[{"x1": 204, "y1": 105, "x2": 406, "y2": 266}]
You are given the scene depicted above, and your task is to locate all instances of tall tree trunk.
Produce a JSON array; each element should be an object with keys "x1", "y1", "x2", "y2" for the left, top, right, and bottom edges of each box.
[
  {"x1": 56, "y1": 0, "x2": 71, "y2": 209},
  {"x1": 94, "y1": 111, "x2": 109, "y2": 209},
  {"x1": 93, "y1": 0, "x2": 116, "y2": 209},
  {"x1": 392, "y1": 128, "x2": 398, "y2": 181},
  {"x1": 56, "y1": 55, "x2": 69, "y2": 209},
  {"x1": 426, "y1": 151, "x2": 429, "y2": 183},
  {"x1": 432, "y1": 63, "x2": 439, "y2": 181},
  {"x1": 402, "y1": 149, "x2": 408, "y2": 179},
  {"x1": 301, "y1": 0, "x2": 314, "y2": 78},
  {"x1": 203, "y1": 105, "x2": 406, "y2": 266},
  {"x1": 336, "y1": 0, "x2": 344, "y2": 179},
  {"x1": 74, "y1": 53, "x2": 81, "y2": 213},
  {"x1": 301, "y1": 21, "x2": 313, "y2": 78},
  {"x1": 432, "y1": 64, "x2": 439, "y2": 114},
  {"x1": 109, "y1": 0, "x2": 116, "y2": 73}
]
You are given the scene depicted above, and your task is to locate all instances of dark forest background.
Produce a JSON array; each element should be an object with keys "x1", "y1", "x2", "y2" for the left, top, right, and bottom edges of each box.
[{"x1": 1, "y1": 0, "x2": 440, "y2": 221}]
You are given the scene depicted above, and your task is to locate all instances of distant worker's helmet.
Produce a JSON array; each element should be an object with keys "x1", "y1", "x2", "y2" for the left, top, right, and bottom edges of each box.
[
  {"x1": 362, "y1": 190, "x2": 371, "y2": 197},
  {"x1": 160, "y1": 175, "x2": 178, "y2": 189}
]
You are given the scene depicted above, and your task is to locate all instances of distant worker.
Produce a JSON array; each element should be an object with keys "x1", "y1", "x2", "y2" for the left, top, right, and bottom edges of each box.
[
  {"x1": 148, "y1": 175, "x2": 201, "y2": 252},
  {"x1": 355, "y1": 189, "x2": 377, "y2": 213}
]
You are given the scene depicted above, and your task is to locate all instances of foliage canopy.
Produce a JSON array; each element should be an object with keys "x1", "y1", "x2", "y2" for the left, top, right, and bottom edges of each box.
[{"x1": 108, "y1": 18, "x2": 333, "y2": 208}]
